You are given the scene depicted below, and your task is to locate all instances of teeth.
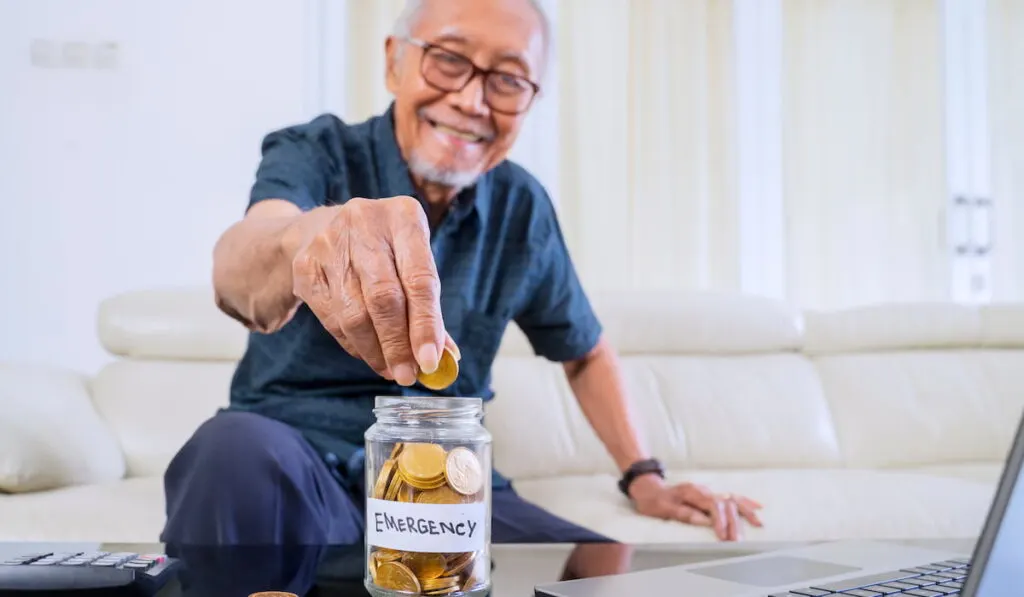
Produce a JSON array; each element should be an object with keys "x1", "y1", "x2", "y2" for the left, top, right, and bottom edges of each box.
[{"x1": 434, "y1": 123, "x2": 480, "y2": 142}]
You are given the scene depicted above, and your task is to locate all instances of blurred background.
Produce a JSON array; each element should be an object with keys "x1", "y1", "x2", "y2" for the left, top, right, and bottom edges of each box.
[{"x1": 1, "y1": 0, "x2": 1021, "y2": 375}]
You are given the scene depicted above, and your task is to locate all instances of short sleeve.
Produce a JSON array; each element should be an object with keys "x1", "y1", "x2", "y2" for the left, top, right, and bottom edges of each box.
[
  {"x1": 247, "y1": 120, "x2": 336, "y2": 213},
  {"x1": 514, "y1": 205, "x2": 603, "y2": 362}
]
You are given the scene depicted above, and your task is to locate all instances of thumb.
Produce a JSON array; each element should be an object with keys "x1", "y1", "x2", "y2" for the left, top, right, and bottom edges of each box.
[{"x1": 444, "y1": 332, "x2": 461, "y2": 362}]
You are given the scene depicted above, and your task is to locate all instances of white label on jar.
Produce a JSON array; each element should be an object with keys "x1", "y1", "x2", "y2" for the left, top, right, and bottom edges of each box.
[{"x1": 366, "y1": 497, "x2": 487, "y2": 553}]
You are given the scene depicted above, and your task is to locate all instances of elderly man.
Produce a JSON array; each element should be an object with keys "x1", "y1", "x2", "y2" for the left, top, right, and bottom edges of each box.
[{"x1": 161, "y1": 0, "x2": 762, "y2": 547}]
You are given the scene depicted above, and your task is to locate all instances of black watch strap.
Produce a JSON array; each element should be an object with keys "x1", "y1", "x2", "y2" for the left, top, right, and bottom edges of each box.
[{"x1": 618, "y1": 458, "x2": 665, "y2": 497}]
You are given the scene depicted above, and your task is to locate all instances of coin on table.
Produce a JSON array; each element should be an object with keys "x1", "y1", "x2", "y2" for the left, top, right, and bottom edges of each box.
[
  {"x1": 376, "y1": 561, "x2": 421, "y2": 593},
  {"x1": 248, "y1": 593, "x2": 299, "y2": 597},
  {"x1": 416, "y1": 346, "x2": 459, "y2": 390},
  {"x1": 401, "y1": 551, "x2": 447, "y2": 580},
  {"x1": 444, "y1": 446, "x2": 484, "y2": 496},
  {"x1": 398, "y1": 443, "x2": 447, "y2": 486}
]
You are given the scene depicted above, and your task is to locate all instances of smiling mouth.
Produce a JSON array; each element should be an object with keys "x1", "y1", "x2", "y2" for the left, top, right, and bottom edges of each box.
[{"x1": 426, "y1": 118, "x2": 488, "y2": 143}]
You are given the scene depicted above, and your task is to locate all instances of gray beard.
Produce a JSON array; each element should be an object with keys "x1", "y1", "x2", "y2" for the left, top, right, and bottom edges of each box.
[{"x1": 408, "y1": 151, "x2": 480, "y2": 191}]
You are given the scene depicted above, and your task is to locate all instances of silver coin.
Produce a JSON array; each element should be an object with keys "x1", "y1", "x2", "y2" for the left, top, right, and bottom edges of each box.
[{"x1": 445, "y1": 447, "x2": 483, "y2": 496}]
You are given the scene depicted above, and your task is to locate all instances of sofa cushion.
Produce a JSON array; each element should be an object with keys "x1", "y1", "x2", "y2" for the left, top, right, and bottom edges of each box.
[
  {"x1": 486, "y1": 352, "x2": 841, "y2": 480},
  {"x1": 98, "y1": 288, "x2": 247, "y2": 362},
  {"x1": 0, "y1": 477, "x2": 165, "y2": 542},
  {"x1": 513, "y1": 468, "x2": 997, "y2": 544},
  {"x1": 90, "y1": 359, "x2": 233, "y2": 477},
  {"x1": 813, "y1": 350, "x2": 1024, "y2": 468},
  {"x1": 0, "y1": 364, "x2": 125, "y2": 493}
]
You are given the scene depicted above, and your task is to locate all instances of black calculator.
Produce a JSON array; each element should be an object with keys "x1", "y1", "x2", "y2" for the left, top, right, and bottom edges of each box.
[{"x1": 0, "y1": 550, "x2": 180, "y2": 595}]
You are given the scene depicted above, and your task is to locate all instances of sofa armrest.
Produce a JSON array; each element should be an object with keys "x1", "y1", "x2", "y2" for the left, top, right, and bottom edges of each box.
[{"x1": 0, "y1": 363, "x2": 125, "y2": 493}]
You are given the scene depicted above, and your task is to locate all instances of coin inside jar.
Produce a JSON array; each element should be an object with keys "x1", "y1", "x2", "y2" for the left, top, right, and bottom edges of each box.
[
  {"x1": 398, "y1": 443, "x2": 447, "y2": 486},
  {"x1": 376, "y1": 561, "x2": 421, "y2": 593},
  {"x1": 444, "y1": 446, "x2": 484, "y2": 496}
]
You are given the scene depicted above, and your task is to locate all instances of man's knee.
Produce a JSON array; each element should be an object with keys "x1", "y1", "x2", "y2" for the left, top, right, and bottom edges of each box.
[
  {"x1": 161, "y1": 411, "x2": 362, "y2": 544},
  {"x1": 166, "y1": 411, "x2": 304, "y2": 488}
]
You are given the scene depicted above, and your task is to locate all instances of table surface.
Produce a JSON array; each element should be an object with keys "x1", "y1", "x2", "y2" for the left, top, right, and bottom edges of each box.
[{"x1": 0, "y1": 538, "x2": 978, "y2": 597}]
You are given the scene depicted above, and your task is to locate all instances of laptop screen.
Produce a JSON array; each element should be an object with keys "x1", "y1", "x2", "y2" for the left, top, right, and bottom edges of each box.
[
  {"x1": 973, "y1": 467, "x2": 1024, "y2": 595},
  {"x1": 965, "y1": 412, "x2": 1024, "y2": 597}
]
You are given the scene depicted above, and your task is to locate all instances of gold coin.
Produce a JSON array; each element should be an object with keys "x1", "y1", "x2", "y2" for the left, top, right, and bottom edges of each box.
[
  {"x1": 403, "y1": 473, "x2": 447, "y2": 491},
  {"x1": 444, "y1": 447, "x2": 484, "y2": 496},
  {"x1": 373, "y1": 459, "x2": 397, "y2": 499},
  {"x1": 384, "y1": 472, "x2": 406, "y2": 502},
  {"x1": 398, "y1": 443, "x2": 447, "y2": 485},
  {"x1": 397, "y1": 483, "x2": 417, "y2": 502},
  {"x1": 401, "y1": 551, "x2": 447, "y2": 580},
  {"x1": 368, "y1": 551, "x2": 379, "y2": 583},
  {"x1": 416, "y1": 346, "x2": 459, "y2": 390},
  {"x1": 390, "y1": 442, "x2": 405, "y2": 459},
  {"x1": 415, "y1": 484, "x2": 470, "y2": 505},
  {"x1": 248, "y1": 593, "x2": 298, "y2": 597},
  {"x1": 374, "y1": 547, "x2": 402, "y2": 562},
  {"x1": 376, "y1": 561, "x2": 421, "y2": 593},
  {"x1": 445, "y1": 551, "x2": 475, "y2": 576},
  {"x1": 421, "y1": 575, "x2": 460, "y2": 591}
]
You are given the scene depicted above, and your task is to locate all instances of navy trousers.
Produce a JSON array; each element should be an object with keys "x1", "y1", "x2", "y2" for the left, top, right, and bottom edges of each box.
[{"x1": 161, "y1": 411, "x2": 610, "y2": 545}]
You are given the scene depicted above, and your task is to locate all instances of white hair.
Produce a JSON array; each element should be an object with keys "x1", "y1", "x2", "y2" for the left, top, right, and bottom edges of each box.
[{"x1": 391, "y1": 0, "x2": 552, "y2": 77}]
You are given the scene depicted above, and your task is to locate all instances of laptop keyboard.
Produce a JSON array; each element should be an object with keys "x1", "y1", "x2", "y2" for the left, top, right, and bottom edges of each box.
[{"x1": 769, "y1": 557, "x2": 970, "y2": 597}]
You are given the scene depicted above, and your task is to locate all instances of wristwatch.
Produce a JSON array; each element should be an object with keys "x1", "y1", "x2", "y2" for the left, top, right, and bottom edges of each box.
[{"x1": 618, "y1": 458, "x2": 665, "y2": 497}]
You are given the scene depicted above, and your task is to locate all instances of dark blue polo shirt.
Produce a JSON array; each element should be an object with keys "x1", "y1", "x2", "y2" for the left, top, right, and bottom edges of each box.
[{"x1": 226, "y1": 104, "x2": 602, "y2": 489}]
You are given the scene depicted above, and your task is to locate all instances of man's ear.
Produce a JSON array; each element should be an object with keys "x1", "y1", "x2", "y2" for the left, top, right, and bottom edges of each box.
[{"x1": 385, "y1": 36, "x2": 401, "y2": 94}]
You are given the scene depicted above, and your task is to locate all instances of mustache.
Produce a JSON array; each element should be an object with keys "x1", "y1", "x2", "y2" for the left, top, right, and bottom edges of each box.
[{"x1": 419, "y1": 110, "x2": 494, "y2": 139}]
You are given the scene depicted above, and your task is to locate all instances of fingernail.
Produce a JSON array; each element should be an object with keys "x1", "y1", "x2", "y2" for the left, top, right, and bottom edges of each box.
[
  {"x1": 393, "y1": 363, "x2": 416, "y2": 386},
  {"x1": 449, "y1": 342, "x2": 461, "y2": 361},
  {"x1": 418, "y1": 344, "x2": 439, "y2": 373}
]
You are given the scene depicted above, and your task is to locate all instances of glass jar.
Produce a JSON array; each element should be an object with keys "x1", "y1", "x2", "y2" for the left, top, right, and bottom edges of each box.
[{"x1": 364, "y1": 395, "x2": 492, "y2": 597}]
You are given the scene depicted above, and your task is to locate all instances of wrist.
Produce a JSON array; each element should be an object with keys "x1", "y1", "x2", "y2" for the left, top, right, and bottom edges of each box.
[
  {"x1": 626, "y1": 472, "x2": 664, "y2": 501},
  {"x1": 280, "y1": 205, "x2": 340, "y2": 261},
  {"x1": 617, "y1": 457, "x2": 665, "y2": 498}
]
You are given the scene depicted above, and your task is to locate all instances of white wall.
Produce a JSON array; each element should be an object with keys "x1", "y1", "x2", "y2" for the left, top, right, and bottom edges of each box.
[
  {"x1": 0, "y1": 0, "x2": 321, "y2": 374},
  {"x1": 0, "y1": 0, "x2": 563, "y2": 376}
]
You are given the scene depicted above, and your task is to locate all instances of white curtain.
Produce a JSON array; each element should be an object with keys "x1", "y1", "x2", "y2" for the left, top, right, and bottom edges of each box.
[
  {"x1": 780, "y1": 0, "x2": 949, "y2": 310},
  {"x1": 988, "y1": 0, "x2": 1024, "y2": 301},
  {"x1": 340, "y1": 0, "x2": 965, "y2": 309},
  {"x1": 557, "y1": 0, "x2": 740, "y2": 293}
]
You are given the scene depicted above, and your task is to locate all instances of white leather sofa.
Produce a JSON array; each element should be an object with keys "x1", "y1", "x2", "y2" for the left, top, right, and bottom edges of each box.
[{"x1": 2, "y1": 288, "x2": 1022, "y2": 545}]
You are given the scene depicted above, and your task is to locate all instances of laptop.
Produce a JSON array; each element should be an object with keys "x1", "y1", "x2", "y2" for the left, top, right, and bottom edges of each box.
[{"x1": 535, "y1": 409, "x2": 1024, "y2": 597}]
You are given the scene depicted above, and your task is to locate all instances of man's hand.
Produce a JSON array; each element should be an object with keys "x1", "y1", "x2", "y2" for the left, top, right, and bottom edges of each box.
[
  {"x1": 628, "y1": 474, "x2": 763, "y2": 541},
  {"x1": 288, "y1": 195, "x2": 451, "y2": 385}
]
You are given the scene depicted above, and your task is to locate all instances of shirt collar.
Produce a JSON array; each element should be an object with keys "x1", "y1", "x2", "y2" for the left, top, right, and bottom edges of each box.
[{"x1": 371, "y1": 103, "x2": 491, "y2": 224}]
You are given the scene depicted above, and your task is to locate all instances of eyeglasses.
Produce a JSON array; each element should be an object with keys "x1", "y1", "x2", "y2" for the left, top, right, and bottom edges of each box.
[{"x1": 404, "y1": 37, "x2": 541, "y2": 115}]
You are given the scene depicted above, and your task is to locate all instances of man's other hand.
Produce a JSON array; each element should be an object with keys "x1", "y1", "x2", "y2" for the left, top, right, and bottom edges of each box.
[
  {"x1": 628, "y1": 475, "x2": 763, "y2": 541},
  {"x1": 289, "y1": 195, "x2": 452, "y2": 385}
]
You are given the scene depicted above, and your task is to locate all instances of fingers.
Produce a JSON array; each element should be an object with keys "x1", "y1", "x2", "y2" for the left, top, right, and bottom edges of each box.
[
  {"x1": 674, "y1": 484, "x2": 759, "y2": 541},
  {"x1": 675, "y1": 505, "x2": 712, "y2": 527},
  {"x1": 444, "y1": 332, "x2": 461, "y2": 361},
  {"x1": 351, "y1": 234, "x2": 420, "y2": 385},
  {"x1": 735, "y1": 497, "x2": 764, "y2": 527},
  {"x1": 292, "y1": 236, "x2": 363, "y2": 361},
  {"x1": 389, "y1": 197, "x2": 445, "y2": 373}
]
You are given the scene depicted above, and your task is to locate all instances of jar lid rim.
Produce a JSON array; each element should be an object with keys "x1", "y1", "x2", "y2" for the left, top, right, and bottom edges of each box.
[{"x1": 374, "y1": 395, "x2": 483, "y2": 409}]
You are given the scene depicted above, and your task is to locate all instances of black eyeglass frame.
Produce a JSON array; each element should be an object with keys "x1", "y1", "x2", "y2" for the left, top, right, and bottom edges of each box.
[{"x1": 404, "y1": 37, "x2": 542, "y2": 115}]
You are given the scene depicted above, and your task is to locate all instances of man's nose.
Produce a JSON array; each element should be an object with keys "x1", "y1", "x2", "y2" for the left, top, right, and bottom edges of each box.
[{"x1": 450, "y1": 73, "x2": 488, "y2": 116}]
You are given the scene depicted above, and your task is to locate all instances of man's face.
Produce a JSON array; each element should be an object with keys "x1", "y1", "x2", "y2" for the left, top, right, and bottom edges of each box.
[{"x1": 386, "y1": 0, "x2": 546, "y2": 189}]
